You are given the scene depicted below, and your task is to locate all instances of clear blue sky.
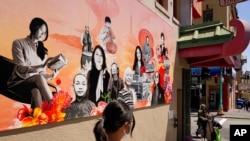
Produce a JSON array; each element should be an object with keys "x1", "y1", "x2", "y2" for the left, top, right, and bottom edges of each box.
[{"x1": 237, "y1": 1, "x2": 250, "y2": 72}]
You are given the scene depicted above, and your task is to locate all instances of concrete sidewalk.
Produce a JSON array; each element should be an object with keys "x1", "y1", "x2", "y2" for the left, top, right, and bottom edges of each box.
[
  {"x1": 191, "y1": 109, "x2": 250, "y2": 119},
  {"x1": 190, "y1": 109, "x2": 250, "y2": 141},
  {"x1": 219, "y1": 109, "x2": 250, "y2": 119}
]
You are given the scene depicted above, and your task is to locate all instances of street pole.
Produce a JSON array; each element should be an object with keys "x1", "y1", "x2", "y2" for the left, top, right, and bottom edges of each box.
[{"x1": 218, "y1": 67, "x2": 224, "y2": 115}]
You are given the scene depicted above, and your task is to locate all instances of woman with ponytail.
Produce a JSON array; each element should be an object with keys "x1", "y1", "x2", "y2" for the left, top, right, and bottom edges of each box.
[{"x1": 93, "y1": 100, "x2": 135, "y2": 141}]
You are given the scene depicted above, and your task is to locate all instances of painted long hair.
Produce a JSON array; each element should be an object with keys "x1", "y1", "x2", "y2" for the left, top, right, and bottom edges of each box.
[
  {"x1": 132, "y1": 45, "x2": 144, "y2": 71},
  {"x1": 91, "y1": 45, "x2": 107, "y2": 71},
  {"x1": 29, "y1": 17, "x2": 49, "y2": 61}
]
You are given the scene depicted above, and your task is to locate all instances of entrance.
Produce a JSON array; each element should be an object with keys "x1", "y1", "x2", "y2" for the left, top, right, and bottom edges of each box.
[{"x1": 209, "y1": 86, "x2": 220, "y2": 110}]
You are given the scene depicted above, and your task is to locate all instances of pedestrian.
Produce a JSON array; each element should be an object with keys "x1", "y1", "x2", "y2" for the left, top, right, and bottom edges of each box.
[
  {"x1": 202, "y1": 113, "x2": 222, "y2": 141},
  {"x1": 93, "y1": 100, "x2": 135, "y2": 141},
  {"x1": 244, "y1": 99, "x2": 249, "y2": 111},
  {"x1": 248, "y1": 100, "x2": 250, "y2": 112},
  {"x1": 196, "y1": 104, "x2": 207, "y2": 137}
]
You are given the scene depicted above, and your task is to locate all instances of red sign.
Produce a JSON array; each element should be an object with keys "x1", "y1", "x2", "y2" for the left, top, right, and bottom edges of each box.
[
  {"x1": 193, "y1": 0, "x2": 202, "y2": 19},
  {"x1": 219, "y1": 0, "x2": 247, "y2": 7}
]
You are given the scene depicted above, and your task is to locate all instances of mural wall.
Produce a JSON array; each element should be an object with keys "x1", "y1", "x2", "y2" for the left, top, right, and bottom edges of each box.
[{"x1": 0, "y1": 0, "x2": 174, "y2": 131}]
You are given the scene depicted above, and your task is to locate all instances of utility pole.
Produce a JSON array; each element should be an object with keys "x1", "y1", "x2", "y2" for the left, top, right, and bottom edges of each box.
[{"x1": 218, "y1": 67, "x2": 224, "y2": 115}]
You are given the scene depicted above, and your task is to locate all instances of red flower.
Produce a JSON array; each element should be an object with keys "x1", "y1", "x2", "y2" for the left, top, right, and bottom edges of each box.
[
  {"x1": 52, "y1": 91, "x2": 72, "y2": 109},
  {"x1": 90, "y1": 101, "x2": 107, "y2": 116},
  {"x1": 17, "y1": 90, "x2": 72, "y2": 126},
  {"x1": 140, "y1": 66, "x2": 146, "y2": 74},
  {"x1": 17, "y1": 105, "x2": 33, "y2": 121}
]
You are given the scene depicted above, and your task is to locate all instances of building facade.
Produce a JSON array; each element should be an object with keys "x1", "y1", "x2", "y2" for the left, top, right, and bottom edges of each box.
[{"x1": 0, "y1": 1, "x2": 249, "y2": 141}]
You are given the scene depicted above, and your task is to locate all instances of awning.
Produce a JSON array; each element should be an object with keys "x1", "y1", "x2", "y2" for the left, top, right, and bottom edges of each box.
[
  {"x1": 177, "y1": 19, "x2": 250, "y2": 68},
  {"x1": 191, "y1": 67, "x2": 237, "y2": 78}
]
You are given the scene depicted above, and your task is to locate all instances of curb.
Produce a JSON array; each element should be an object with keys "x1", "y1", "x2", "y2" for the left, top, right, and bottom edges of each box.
[
  {"x1": 191, "y1": 112, "x2": 250, "y2": 120},
  {"x1": 220, "y1": 116, "x2": 250, "y2": 120}
]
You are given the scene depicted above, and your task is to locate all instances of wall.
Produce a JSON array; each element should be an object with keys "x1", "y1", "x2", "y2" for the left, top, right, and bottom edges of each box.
[
  {"x1": 0, "y1": 105, "x2": 170, "y2": 141},
  {"x1": 0, "y1": 0, "x2": 182, "y2": 141},
  {"x1": 193, "y1": 0, "x2": 229, "y2": 26}
]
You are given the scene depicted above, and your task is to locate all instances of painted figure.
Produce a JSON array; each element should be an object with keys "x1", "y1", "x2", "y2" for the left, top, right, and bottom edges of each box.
[
  {"x1": 107, "y1": 62, "x2": 124, "y2": 101},
  {"x1": 160, "y1": 32, "x2": 166, "y2": 57},
  {"x1": 156, "y1": 32, "x2": 166, "y2": 63},
  {"x1": 164, "y1": 46, "x2": 170, "y2": 75},
  {"x1": 81, "y1": 25, "x2": 92, "y2": 52},
  {"x1": 65, "y1": 73, "x2": 95, "y2": 119},
  {"x1": 7, "y1": 17, "x2": 59, "y2": 108},
  {"x1": 80, "y1": 26, "x2": 93, "y2": 74},
  {"x1": 87, "y1": 45, "x2": 110, "y2": 106},
  {"x1": 98, "y1": 16, "x2": 116, "y2": 53},
  {"x1": 151, "y1": 71, "x2": 165, "y2": 105},
  {"x1": 117, "y1": 67, "x2": 137, "y2": 109},
  {"x1": 132, "y1": 45, "x2": 145, "y2": 76},
  {"x1": 142, "y1": 36, "x2": 152, "y2": 64}
]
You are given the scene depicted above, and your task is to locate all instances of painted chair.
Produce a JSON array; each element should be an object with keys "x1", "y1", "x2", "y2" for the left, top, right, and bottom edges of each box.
[{"x1": 0, "y1": 55, "x2": 58, "y2": 107}]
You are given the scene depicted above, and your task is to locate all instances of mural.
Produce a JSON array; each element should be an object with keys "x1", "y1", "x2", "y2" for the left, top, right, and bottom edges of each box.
[{"x1": 0, "y1": 0, "x2": 174, "y2": 131}]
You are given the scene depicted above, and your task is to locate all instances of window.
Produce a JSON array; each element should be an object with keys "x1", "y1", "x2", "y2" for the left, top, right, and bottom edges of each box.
[
  {"x1": 156, "y1": 0, "x2": 168, "y2": 11},
  {"x1": 157, "y1": 0, "x2": 164, "y2": 5},
  {"x1": 203, "y1": 10, "x2": 213, "y2": 22}
]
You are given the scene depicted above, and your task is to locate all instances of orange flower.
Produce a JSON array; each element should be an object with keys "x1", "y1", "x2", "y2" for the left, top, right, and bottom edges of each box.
[
  {"x1": 18, "y1": 90, "x2": 72, "y2": 126},
  {"x1": 45, "y1": 104, "x2": 66, "y2": 123},
  {"x1": 21, "y1": 108, "x2": 49, "y2": 127},
  {"x1": 52, "y1": 91, "x2": 72, "y2": 109}
]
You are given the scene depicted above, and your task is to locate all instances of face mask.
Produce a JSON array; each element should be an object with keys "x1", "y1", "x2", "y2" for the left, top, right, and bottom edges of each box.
[
  {"x1": 122, "y1": 132, "x2": 130, "y2": 140},
  {"x1": 208, "y1": 119, "x2": 212, "y2": 122},
  {"x1": 122, "y1": 126, "x2": 130, "y2": 140}
]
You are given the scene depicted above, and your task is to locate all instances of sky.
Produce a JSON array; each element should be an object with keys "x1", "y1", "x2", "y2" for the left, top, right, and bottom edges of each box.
[{"x1": 237, "y1": 1, "x2": 250, "y2": 72}]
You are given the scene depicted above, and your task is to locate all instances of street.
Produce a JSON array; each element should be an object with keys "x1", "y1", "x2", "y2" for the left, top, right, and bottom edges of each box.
[{"x1": 191, "y1": 110, "x2": 250, "y2": 141}]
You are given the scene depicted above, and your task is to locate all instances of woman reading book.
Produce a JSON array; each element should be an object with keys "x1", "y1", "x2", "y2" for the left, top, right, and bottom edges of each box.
[{"x1": 7, "y1": 17, "x2": 58, "y2": 108}]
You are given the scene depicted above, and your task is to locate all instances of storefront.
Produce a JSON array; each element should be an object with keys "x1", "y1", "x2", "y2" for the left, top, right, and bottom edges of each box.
[{"x1": 178, "y1": 18, "x2": 250, "y2": 112}]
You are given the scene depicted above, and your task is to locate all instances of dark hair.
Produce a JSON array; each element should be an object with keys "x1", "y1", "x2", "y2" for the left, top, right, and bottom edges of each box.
[
  {"x1": 94, "y1": 100, "x2": 135, "y2": 141},
  {"x1": 132, "y1": 46, "x2": 144, "y2": 71},
  {"x1": 29, "y1": 17, "x2": 49, "y2": 60},
  {"x1": 110, "y1": 62, "x2": 119, "y2": 77},
  {"x1": 105, "y1": 16, "x2": 111, "y2": 23},
  {"x1": 91, "y1": 45, "x2": 107, "y2": 71},
  {"x1": 163, "y1": 47, "x2": 168, "y2": 57},
  {"x1": 160, "y1": 32, "x2": 165, "y2": 39},
  {"x1": 29, "y1": 17, "x2": 49, "y2": 41}
]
